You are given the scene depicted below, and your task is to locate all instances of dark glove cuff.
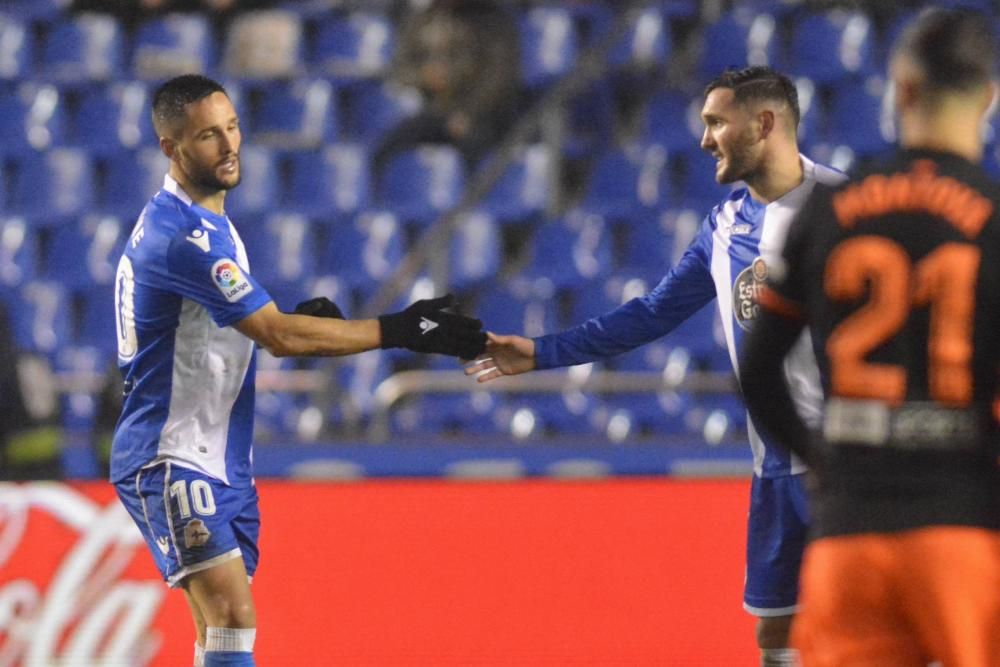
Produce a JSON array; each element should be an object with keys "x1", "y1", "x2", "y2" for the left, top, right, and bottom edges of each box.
[{"x1": 377, "y1": 313, "x2": 405, "y2": 349}]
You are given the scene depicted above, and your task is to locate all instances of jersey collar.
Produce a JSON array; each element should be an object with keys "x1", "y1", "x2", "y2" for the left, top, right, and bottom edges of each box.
[{"x1": 162, "y1": 174, "x2": 229, "y2": 223}]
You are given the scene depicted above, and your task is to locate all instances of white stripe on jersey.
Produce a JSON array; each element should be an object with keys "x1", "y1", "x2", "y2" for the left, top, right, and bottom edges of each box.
[{"x1": 711, "y1": 198, "x2": 740, "y2": 372}]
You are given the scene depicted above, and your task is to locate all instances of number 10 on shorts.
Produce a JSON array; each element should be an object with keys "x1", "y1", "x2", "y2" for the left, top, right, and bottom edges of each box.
[{"x1": 170, "y1": 479, "x2": 218, "y2": 518}]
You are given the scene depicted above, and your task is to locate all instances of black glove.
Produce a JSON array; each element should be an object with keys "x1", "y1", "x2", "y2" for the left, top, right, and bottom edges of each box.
[
  {"x1": 378, "y1": 294, "x2": 486, "y2": 358},
  {"x1": 293, "y1": 297, "x2": 345, "y2": 320}
]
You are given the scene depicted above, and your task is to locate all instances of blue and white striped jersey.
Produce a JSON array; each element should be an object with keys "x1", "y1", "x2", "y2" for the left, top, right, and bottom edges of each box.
[
  {"x1": 111, "y1": 175, "x2": 272, "y2": 487},
  {"x1": 534, "y1": 156, "x2": 846, "y2": 477}
]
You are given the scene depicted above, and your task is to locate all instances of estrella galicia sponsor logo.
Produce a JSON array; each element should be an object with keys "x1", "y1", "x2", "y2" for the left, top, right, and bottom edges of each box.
[
  {"x1": 211, "y1": 258, "x2": 253, "y2": 302},
  {"x1": 733, "y1": 257, "x2": 768, "y2": 331}
]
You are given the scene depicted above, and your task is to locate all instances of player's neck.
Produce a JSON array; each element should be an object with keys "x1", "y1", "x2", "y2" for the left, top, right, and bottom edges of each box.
[
  {"x1": 898, "y1": 111, "x2": 983, "y2": 163},
  {"x1": 746, "y1": 148, "x2": 803, "y2": 204},
  {"x1": 169, "y1": 167, "x2": 227, "y2": 216}
]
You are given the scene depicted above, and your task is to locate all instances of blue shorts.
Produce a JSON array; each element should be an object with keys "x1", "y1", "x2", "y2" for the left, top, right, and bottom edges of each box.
[
  {"x1": 114, "y1": 461, "x2": 260, "y2": 587},
  {"x1": 744, "y1": 473, "x2": 810, "y2": 617}
]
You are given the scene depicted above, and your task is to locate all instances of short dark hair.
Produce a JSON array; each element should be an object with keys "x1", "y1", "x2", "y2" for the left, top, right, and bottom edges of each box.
[
  {"x1": 151, "y1": 74, "x2": 229, "y2": 138},
  {"x1": 892, "y1": 8, "x2": 997, "y2": 95},
  {"x1": 704, "y1": 65, "x2": 800, "y2": 127}
]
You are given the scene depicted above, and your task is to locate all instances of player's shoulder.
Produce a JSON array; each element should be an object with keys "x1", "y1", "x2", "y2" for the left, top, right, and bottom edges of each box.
[
  {"x1": 704, "y1": 188, "x2": 746, "y2": 229},
  {"x1": 144, "y1": 190, "x2": 204, "y2": 239}
]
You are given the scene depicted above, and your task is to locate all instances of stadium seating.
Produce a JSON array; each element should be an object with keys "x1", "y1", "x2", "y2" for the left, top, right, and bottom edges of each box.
[
  {"x1": 641, "y1": 89, "x2": 701, "y2": 153},
  {"x1": 474, "y1": 282, "x2": 560, "y2": 339},
  {"x1": 222, "y1": 9, "x2": 303, "y2": 80},
  {"x1": 102, "y1": 147, "x2": 170, "y2": 219},
  {"x1": 323, "y1": 210, "x2": 405, "y2": 297},
  {"x1": 478, "y1": 145, "x2": 552, "y2": 224},
  {"x1": 578, "y1": 144, "x2": 667, "y2": 221},
  {"x1": 520, "y1": 7, "x2": 579, "y2": 89},
  {"x1": 224, "y1": 145, "x2": 281, "y2": 219},
  {"x1": 378, "y1": 145, "x2": 465, "y2": 226},
  {"x1": 285, "y1": 143, "x2": 371, "y2": 220},
  {"x1": 788, "y1": 10, "x2": 876, "y2": 85},
  {"x1": 132, "y1": 13, "x2": 216, "y2": 80},
  {"x1": 75, "y1": 82, "x2": 157, "y2": 157},
  {"x1": 11, "y1": 149, "x2": 95, "y2": 225},
  {"x1": 607, "y1": 7, "x2": 671, "y2": 68},
  {"x1": 448, "y1": 211, "x2": 500, "y2": 290},
  {"x1": 42, "y1": 13, "x2": 125, "y2": 84},
  {"x1": 520, "y1": 212, "x2": 612, "y2": 289},
  {"x1": 238, "y1": 211, "x2": 318, "y2": 308},
  {"x1": 6, "y1": 280, "x2": 71, "y2": 355},
  {"x1": 344, "y1": 80, "x2": 422, "y2": 144},
  {"x1": 0, "y1": 14, "x2": 33, "y2": 81},
  {"x1": 0, "y1": 83, "x2": 67, "y2": 155},
  {"x1": 0, "y1": 216, "x2": 38, "y2": 293},
  {"x1": 45, "y1": 214, "x2": 125, "y2": 292},
  {"x1": 312, "y1": 12, "x2": 395, "y2": 83},
  {"x1": 698, "y1": 8, "x2": 779, "y2": 82},
  {"x1": 827, "y1": 75, "x2": 893, "y2": 156},
  {"x1": 250, "y1": 78, "x2": 338, "y2": 150}
]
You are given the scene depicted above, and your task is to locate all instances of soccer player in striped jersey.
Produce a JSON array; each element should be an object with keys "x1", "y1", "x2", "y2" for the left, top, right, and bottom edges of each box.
[
  {"x1": 467, "y1": 66, "x2": 844, "y2": 665},
  {"x1": 741, "y1": 9, "x2": 1000, "y2": 664},
  {"x1": 111, "y1": 74, "x2": 485, "y2": 667}
]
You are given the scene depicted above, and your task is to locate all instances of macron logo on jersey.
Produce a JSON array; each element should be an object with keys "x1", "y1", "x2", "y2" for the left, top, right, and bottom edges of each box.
[
  {"x1": 212, "y1": 258, "x2": 253, "y2": 302},
  {"x1": 186, "y1": 228, "x2": 210, "y2": 253}
]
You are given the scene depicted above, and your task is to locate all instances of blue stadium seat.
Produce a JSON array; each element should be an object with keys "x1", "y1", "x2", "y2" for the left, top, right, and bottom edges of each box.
[
  {"x1": 563, "y1": 79, "x2": 616, "y2": 159},
  {"x1": 670, "y1": 148, "x2": 731, "y2": 209},
  {"x1": 77, "y1": 285, "x2": 116, "y2": 353},
  {"x1": 132, "y1": 13, "x2": 216, "y2": 80},
  {"x1": 520, "y1": 211, "x2": 612, "y2": 289},
  {"x1": 224, "y1": 145, "x2": 280, "y2": 219},
  {"x1": 620, "y1": 216, "x2": 677, "y2": 277},
  {"x1": 251, "y1": 78, "x2": 337, "y2": 150},
  {"x1": 475, "y1": 282, "x2": 559, "y2": 338},
  {"x1": 333, "y1": 348, "x2": 392, "y2": 422},
  {"x1": 391, "y1": 391, "x2": 502, "y2": 436},
  {"x1": 520, "y1": 7, "x2": 579, "y2": 88},
  {"x1": 503, "y1": 392, "x2": 601, "y2": 436},
  {"x1": 0, "y1": 216, "x2": 39, "y2": 293},
  {"x1": 323, "y1": 210, "x2": 404, "y2": 296},
  {"x1": 378, "y1": 146, "x2": 465, "y2": 225},
  {"x1": 478, "y1": 145, "x2": 552, "y2": 224},
  {"x1": 237, "y1": 211, "x2": 317, "y2": 309},
  {"x1": 0, "y1": 83, "x2": 67, "y2": 155},
  {"x1": 6, "y1": 280, "x2": 71, "y2": 355},
  {"x1": 103, "y1": 147, "x2": 169, "y2": 219},
  {"x1": 788, "y1": 11, "x2": 875, "y2": 85},
  {"x1": 42, "y1": 13, "x2": 125, "y2": 84},
  {"x1": 345, "y1": 81, "x2": 422, "y2": 144},
  {"x1": 1, "y1": 0, "x2": 67, "y2": 22},
  {"x1": 579, "y1": 145, "x2": 667, "y2": 221},
  {"x1": 608, "y1": 7, "x2": 670, "y2": 68},
  {"x1": 45, "y1": 214, "x2": 125, "y2": 292},
  {"x1": 641, "y1": 89, "x2": 701, "y2": 153},
  {"x1": 286, "y1": 143, "x2": 370, "y2": 220},
  {"x1": 698, "y1": 9, "x2": 778, "y2": 82},
  {"x1": 0, "y1": 15, "x2": 34, "y2": 81},
  {"x1": 828, "y1": 75, "x2": 892, "y2": 156},
  {"x1": 312, "y1": 12, "x2": 394, "y2": 82},
  {"x1": 449, "y1": 211, "x2": 499, "y2": 289},
  {"x1": 11, "y1": 149, "x2": 95, "y2": 225},
  {"x1": 568, "y1": 272, "x2": 653, "y2": 323},
  {"x1": 794, "y1": 77, "x2": 822, "y2": 151},
  {"x1": 75, "y1": 82, "x2": 156, "y2": 157},
  {"x1": 604, "y1": 391, "x2": 692, "y2": 438}
]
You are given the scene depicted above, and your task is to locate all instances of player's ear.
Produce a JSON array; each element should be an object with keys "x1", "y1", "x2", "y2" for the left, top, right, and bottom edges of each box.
[
  {"x1": 756, "y1": 109, "x2": 775, "y2": 140},
  {"x1": 160, "y1": 136, "x2": 178, "y2": 161}
]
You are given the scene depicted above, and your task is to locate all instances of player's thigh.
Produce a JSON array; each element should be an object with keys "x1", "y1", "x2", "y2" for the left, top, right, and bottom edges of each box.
[
  {"x1": 901, "y1": 527, "x2": 1000, "y2": 667},
  {"x1": 744, "y1": 474, "x2": 810, "y2": 616},
  {"x1": 793, "y1": 536, "x2": 925, "y2": 667},
  {"x1": 115, "y1": 462, "x2": 259, "y2": 588}
]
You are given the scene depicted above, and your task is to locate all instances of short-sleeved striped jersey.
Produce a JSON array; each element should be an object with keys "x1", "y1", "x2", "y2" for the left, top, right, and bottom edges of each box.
[
  {"x1": 111, "y1": 175, "x2": 271, "y2": 487},
  {"x1": 534, "y1": 156, "x2": 845, "y2": 477}
]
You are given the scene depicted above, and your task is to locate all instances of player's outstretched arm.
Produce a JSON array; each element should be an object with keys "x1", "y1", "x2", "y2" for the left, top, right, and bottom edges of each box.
[
  {"x1": 464, "y1": 332, "x2": 536, "y2": 383},
  {"x1": 236, "y1": 294, "x2": 486, "y2": 359}
]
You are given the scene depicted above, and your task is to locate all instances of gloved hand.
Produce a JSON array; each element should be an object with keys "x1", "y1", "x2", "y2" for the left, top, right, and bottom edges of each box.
[
  {"x1": 293, "y1": 297, "x2": 345, "y2": 320},
  {"x1": 378, "y1": 294, "x2": 486, "y2": 358}
]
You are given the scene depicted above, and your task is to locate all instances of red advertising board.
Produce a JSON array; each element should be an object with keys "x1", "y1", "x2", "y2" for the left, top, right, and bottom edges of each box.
[{"x1": 0, "y1": 479, "x2": 756, "y2": 665}]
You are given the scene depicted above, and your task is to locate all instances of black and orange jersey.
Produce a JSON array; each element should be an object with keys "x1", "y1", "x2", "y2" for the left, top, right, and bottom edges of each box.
[{"x1": 741, "y1": 148, "x2": 1000, "y2": 538}]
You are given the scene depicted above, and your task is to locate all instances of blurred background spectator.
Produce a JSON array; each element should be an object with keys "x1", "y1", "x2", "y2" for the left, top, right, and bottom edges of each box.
[{"x1": 374, "y1": 0, "x2": 522, "y2": 176}]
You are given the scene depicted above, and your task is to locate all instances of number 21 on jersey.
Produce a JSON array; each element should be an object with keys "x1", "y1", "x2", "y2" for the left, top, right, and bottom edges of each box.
[{"x1": 824, "y1": 236, "x2": 979, "y2": 407}]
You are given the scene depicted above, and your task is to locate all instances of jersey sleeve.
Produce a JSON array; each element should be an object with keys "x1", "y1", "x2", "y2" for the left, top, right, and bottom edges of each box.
[
  {"x1": 533, "y1": 214, "x2": 717, "y2": 369},
  {"x1": 164, "y1": 227, "x2": 272, "y2": 328}
]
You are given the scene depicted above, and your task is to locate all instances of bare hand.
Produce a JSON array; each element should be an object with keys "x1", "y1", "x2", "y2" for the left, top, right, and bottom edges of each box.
[{"x1": 463, "y1": 332, "x2": 536, "y2": 383}]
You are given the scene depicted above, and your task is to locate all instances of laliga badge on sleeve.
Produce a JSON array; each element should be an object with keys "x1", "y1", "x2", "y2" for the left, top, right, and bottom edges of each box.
[{"x1": 211, "y1": 258, "x2": 254, "y2": 302}]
